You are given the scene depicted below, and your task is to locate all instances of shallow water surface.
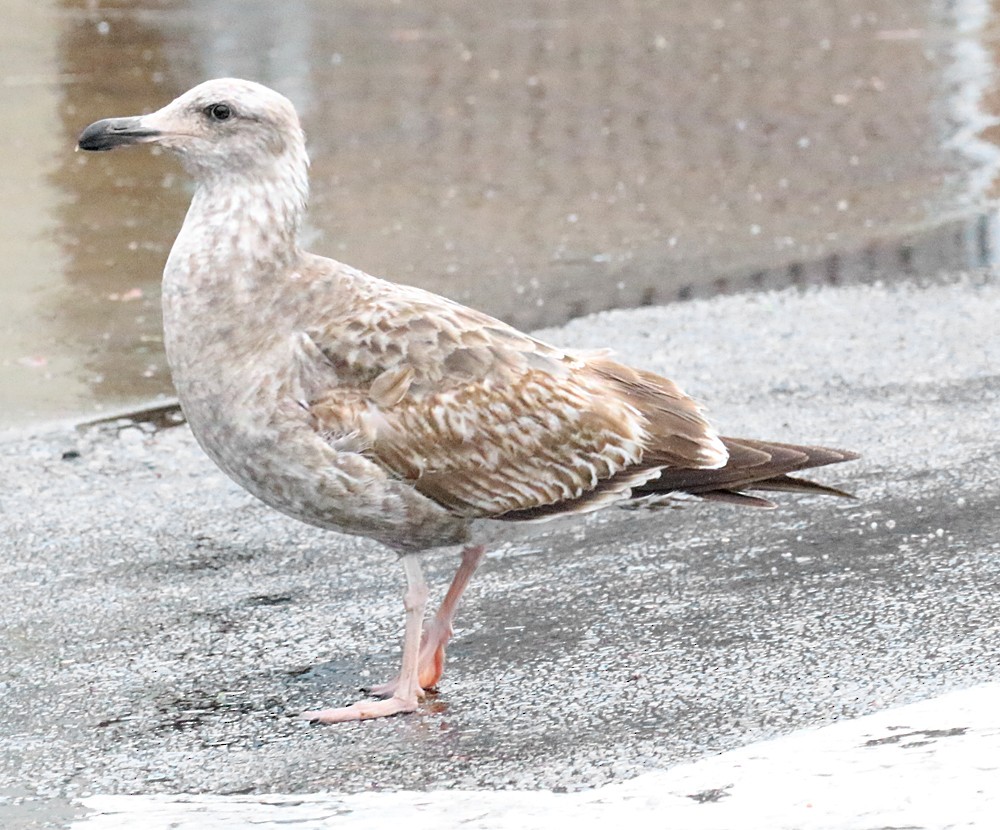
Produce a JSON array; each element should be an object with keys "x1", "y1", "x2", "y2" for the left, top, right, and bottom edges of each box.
[{"x1": 2, "y1": 0, "x2": 1000, "y2": 426}]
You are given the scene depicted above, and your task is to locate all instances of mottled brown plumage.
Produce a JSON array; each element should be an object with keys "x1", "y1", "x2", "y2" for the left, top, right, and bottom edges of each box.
[{"x1": 78, "y1": 79, "x2": 857, "y2": 724}]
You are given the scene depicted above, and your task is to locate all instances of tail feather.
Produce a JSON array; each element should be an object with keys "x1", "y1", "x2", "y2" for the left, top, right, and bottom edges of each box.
[
  {"x1": 750, "y1": 474, "x2": 856, "y2": 499},
  {"x1": 696, "y1": 490, "x2": 778, "y2": 509}
]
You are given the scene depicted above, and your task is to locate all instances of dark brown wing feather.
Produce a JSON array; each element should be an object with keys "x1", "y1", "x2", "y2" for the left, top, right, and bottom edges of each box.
[{"x1": 630, "y1": 437, "x2": 859, "y2": 509}]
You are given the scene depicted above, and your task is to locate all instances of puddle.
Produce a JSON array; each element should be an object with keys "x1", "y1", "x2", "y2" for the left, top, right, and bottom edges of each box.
[{"x1": 3, "y1": 0, "x2": 1000, "y2": 428}]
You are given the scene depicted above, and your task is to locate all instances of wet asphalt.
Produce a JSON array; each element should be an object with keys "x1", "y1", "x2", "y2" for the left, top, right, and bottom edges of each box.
[{"x1": 0, "y1": 272, "x2": 998, "y2": 826}]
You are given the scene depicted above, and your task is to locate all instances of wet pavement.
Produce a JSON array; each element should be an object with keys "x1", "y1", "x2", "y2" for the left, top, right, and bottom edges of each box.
[
  {"x1": 4, "y1": 0, "x2": 1000, "y2": 424},
  {"x1": 63, "y1": 684, "x2": 1000, "y2": 828},
  {"x1": 1, "y1": 273, "x2": 998, "y2": 827}
]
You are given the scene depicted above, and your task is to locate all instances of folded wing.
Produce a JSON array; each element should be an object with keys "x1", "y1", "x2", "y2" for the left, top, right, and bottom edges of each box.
[{"x1": 302, "y1": 272, "x2": 729, "y2": 521}]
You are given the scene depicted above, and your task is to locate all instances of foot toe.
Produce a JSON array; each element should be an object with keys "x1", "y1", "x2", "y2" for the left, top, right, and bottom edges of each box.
[{"x1": 302, "y1": 695, "x2": 419, "y2": 723}]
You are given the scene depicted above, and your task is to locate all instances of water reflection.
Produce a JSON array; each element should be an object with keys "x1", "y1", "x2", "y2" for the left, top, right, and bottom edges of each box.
[
  {"x1": 2, "y1": 0, "x2": 999, "y2": 426},
  {"x1": 0, "y1": 0, "x2": 83, "y2": 422},
  {"x1": 50, "y1": 1, "x2": 189, "y2": 413}
]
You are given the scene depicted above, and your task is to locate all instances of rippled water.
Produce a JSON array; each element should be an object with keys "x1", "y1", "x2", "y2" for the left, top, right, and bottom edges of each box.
[{"x1": 2, "y1": 0, "x2": 999, "y2": 427}]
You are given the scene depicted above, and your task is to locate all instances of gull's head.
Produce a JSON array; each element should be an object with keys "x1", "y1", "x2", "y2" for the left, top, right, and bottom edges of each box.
[{"x1": 77, "y1": 78, "x2": 306, "y2": 180}]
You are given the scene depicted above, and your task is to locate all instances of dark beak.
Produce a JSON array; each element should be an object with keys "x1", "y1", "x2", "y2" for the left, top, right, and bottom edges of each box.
[{"x1": 77, "y1": 116, "x2": 161, "y2": 152}]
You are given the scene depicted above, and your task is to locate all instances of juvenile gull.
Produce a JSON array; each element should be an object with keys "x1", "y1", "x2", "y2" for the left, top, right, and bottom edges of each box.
[{"x1": 78, "y1": 79, "x2": 857, "y2": 723}]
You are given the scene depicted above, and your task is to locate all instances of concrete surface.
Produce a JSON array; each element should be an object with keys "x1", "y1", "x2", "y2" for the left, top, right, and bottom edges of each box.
[{"x1": 1, "y1": 273, "x2": 999, "y2": 826}]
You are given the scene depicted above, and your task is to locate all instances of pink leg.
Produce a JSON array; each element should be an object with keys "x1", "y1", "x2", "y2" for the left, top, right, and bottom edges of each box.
[
  {"x1": 370, "y1": 544, "x2": 485, "y2": 696},
  {"x1": 303, "y1": 553, "x2": 428, "y2": 723}
]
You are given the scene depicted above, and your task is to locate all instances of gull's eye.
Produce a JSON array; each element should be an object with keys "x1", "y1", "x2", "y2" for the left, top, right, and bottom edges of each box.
[{"x1": 205, "y1": 103, "x2": 232, "y2": 122}]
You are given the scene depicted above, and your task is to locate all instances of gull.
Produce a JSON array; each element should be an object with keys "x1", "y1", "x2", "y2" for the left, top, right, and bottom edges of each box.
[{"x1": 78, "y1": 79, "x2": 857, "y2": 723}]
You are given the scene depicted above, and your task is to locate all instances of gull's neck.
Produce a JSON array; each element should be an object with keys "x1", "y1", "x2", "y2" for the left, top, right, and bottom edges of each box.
[{"x1": 165, "y1": 146, "x2": 310, "y2": 296}]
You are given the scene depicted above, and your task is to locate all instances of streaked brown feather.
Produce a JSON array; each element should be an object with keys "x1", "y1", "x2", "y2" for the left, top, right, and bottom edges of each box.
[
  {"x1": 303, "y1": 272, "x2": 735, "y2": 520},
  {"x1": 300, "y1": 266, "x2": 855, "y2": 523}
]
